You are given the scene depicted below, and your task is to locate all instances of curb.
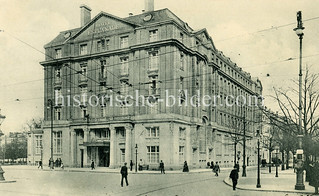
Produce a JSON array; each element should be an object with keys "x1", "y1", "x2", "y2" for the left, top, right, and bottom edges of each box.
[
  {"x1": 223, "y1": 177, "x2": 314, "y2": 194},
  {"x1": 39, "y1": 168, "x2": 214, "y2": 175}
]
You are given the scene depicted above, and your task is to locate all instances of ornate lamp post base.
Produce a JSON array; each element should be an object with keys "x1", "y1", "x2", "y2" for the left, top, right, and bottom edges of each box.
[{"x1": 295, "y1": 169, "x2": 305, "y2": 190}]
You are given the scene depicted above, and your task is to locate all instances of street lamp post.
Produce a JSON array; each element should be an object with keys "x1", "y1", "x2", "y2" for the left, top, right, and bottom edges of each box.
[
  {"x1": 256, "y1": 130, "x2": 261, "y2": 188},
  {"x1": 293, "y1": 11, "x2": 305, "y2": 190},
  {"x1": 47, "y1": 99, "x2": 54, "y2": 169},
  {"x1": 275, "y1": 146, "x2": 279, "y2": 178},
  {"x1": 135, "y1": 144, "x2": 138, "y2": 172},
  {"x1": 0, "y1": 112, "x2": 6, "y2": 181}
]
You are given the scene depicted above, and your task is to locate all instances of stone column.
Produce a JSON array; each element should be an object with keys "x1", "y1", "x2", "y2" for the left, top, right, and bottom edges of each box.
[
  {"x1": 185, "y1": 126, "x2": 191, "y2": 166},
  {"x1": 125, "y1": 124, "x2": 133, "y2": 163},
  {"x1": 70, "y1": 130, "x2": 76, "y2": 167},
  {"x1": 109, "y1": 125, "x2": 116, "y2": 168},
  {"x1": 83, "y1": 128, "x2": 89, "y2": 167}
]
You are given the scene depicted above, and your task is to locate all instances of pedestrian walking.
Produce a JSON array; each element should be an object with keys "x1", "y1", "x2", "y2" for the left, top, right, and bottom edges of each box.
[
  {"x1": 91, "y1": 160, "x2": 95, "y2": 170},
  {"x1": 130, "y1": 160, "x2": 133, "y2": 171},
  {"x1": 60, "y1": 162, "x2": 64, "y2": 170},
  {"x1": 159, "y1": 160, "x2": 165, "y2": 174},
  {"x1": 38, "y1": 160, "x2": 43, "y2": 169},
  {"x1": 120, "y1": 162, "x2": 129, "y2": 187},
  {"x1": 229, "y1": 166, "x2": 239, "y2": 190},
  {"x1": 213, "y1": 162, "x2": 220, "y2": 176},
  {"x1": 183, "y1": 161, "x2": 189, "y2": 172},
  {"x1": 210, "y1": 161, "x2": 214, "y2": 169}
]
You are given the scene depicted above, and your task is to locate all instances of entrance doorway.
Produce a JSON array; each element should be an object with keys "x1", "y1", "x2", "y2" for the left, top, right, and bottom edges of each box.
[
  {"x1": 98, "y1": 147, "x2": 110, "y2": 167},
  {"x1": 80, "y1": 149, "x2": 84, "y2": 168}
]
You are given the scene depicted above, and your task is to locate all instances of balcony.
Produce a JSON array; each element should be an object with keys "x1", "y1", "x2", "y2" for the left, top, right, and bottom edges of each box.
[
  {"x1": 54, "y1": 78, "x2": 62, "y2": 89},
  {"x1": 99, "y1": 73, "x2": 107, "y2": 86},
  {"x1": 78, "y1": 76, "x2": 88, "y2": 87}
]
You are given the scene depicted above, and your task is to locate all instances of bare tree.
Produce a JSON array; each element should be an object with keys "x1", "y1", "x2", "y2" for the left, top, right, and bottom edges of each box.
[{"x1": 264, "y1": 67, "x2": 319, "y2": 180}]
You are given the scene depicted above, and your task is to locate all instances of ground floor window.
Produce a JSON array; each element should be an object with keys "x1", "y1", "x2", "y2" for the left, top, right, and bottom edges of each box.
[
  {"x1": 147, "y1": 146, "x2": 159, "y2": 163},
  {"x1": 35, "y1": 135, "x2": 42, "y2": 154},
  {"x1": 179, "y1": 146, "x2": 184, "y2": 164},
  {"x1": 53, "y1": 131, "x2": 62, "y2": 154},
  {"x1": 120, "y1": 149, "x2": 125, "y2": 163}
]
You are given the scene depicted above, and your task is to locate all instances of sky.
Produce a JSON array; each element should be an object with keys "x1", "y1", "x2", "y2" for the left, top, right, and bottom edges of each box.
[{"x1": 0, "y1": 0, "x2": 319, "y2": 133}]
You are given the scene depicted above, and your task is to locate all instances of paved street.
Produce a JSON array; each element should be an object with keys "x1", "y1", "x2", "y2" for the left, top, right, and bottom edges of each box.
[{"x1": 0, "y1": 165, "x2": 304, "y2": 196}]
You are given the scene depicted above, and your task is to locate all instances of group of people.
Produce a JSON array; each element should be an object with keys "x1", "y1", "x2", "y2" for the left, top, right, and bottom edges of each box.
[
  {"x1": 118, "y1": 159, "x2": 239, "y2": 191},
  {"x1": 48, "y1": 158, "x2": 64, "y2": 169}
]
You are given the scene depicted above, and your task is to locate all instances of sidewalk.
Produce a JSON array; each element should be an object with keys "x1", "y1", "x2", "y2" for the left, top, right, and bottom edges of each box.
[
  {"x1": 224, "y1": 167, "x2": 315, "y2": 194},
  {"x1": 2, "y1": 164, "x2": 249, "y2": 175}
]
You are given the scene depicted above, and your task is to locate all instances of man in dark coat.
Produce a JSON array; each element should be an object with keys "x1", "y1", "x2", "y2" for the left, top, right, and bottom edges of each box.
[
  {"x1": 213, "y1": 162, "x2": 220, "y2": 176},
  {"x1": 120, "y1": 162, "x2": 129, "y2": 187},
  {"x1": 229, "y1": 166, "x2": 239, "y2": 190},
  {"x1": 159, "y1": 160, "x2": 165, "y2": 174}
]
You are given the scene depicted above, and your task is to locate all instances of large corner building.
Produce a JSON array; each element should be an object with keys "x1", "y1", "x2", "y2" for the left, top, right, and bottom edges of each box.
[{"x1": 31, "y1": 0, "x2": 263, "y2": 169}]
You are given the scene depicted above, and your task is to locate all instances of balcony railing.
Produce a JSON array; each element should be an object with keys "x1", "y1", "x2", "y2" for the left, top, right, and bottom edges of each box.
[{"x1": 78, "y1": 76, "x2": 88, "y2": 87}]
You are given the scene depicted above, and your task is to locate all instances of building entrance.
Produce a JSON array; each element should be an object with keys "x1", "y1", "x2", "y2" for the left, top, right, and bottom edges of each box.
[{"x1": 98, "y1": 147, "x2": 109, "y2": 167}]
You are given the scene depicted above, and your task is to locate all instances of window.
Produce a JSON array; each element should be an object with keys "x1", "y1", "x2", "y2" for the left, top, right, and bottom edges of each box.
[
  {"x1": 55, "y1": 48, "x2": 62, "y2": 58},
  {"x1": 180, "y1": 52, "x2": 185, "y2": 70},
  {"x1": 147, "y1": 146, "x2": 159, "y2": 163},
  {"x1": 82, "y1": 107, "x2": 87, "y2": 118},
  {"x1": 120, "y1": 36, "x2": 129, "y2": 48},
  {"x1": 97, "y1": 40, "x2": 103, "y2": 52},
  {"x1": 120, "y1": 149, "x2": 125, "y2": 163},
  {"x1": 179, "y1": 146, "x2": 184, "y2": 163},
  {"x1": 120, "y1": 56, "x2": 129, "y2": 75},
  {"x1": 55, "y1": 89, "x2": 63, "y2": 105},
  {"x1": 120, "y1": 80, "x2": 129, "y2": 96},
  {"x1": 35, "y1": 135, "x2": 42, "y2": 154},
  {"x1": 80, "y1": 44, "x2": 87, "y2": 55},
  {"x1": 105, "y1": 39, "x2": 110, "y2": 50},
  {"x1": 149, "y1": 51, "x2": 159, "y2": 70},
  {"x1": 149, "y1": 29, "x2": 158, "y2": 41},
  {"x1": 55, "y1": 108, "x2": 61, "y2": 120},
  {"x1": 180, "y1": 33, "x2": 184, "y2": 42},
  {"x1": 100, "y1": 60, "x2": 107, "y2": 78},
  {"x1": 80, "y1": 87, "x2": 88, "y2": 104},
  {"x1": 147, "y1": 127, "x2": 159, "y2": 138},
  {"x1": 101, "y1": 105, "x2": 106, "y2": 117},
  {"x1": 149, "y1": 75, "x2": 158, "y2": 95},
  {"x1": 179, "y1": 127, "x2": 186, "y2": 139},
  {"x1": 55, "y1": 68, "x2": 61, "y2": 82},
  {"x1": 53, "y1": 131, "x2": 62, "y2": 154}
]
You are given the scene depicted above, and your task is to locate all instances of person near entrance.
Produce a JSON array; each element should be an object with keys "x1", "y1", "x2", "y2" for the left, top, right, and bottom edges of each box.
[
  {"x1": 91, "y1": 160, "x2": 95, "y2": 170},
  {"x1": 159, "y1": 160, "x2": 165, "y2": 174},
  {"x1": 120, "y1": 162, "x2": 129, "y2": 187},
  {"x1": 130, "y1": 160, "x2": 133, "y2": 171}
]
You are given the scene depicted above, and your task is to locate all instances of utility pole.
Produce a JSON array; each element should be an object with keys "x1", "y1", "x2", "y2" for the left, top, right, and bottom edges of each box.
[
  {"x1": 135, "y1": 144, "x2": 138, "y2": 172},
  {"x1": 48, "y1": 99, "x2": 54, "y2": 169},
  {"x1": 242, "y1": 105, "x2": 247, "y2": 177}
]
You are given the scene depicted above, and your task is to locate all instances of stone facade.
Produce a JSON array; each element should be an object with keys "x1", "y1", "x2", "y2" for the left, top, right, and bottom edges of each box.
[{"x1": 35, "y1": 5, "x2": 263, "y2": 169}]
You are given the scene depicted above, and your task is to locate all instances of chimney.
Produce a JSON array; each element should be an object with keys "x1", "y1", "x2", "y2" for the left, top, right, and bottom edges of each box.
[
  {"x1": 145, "y1": 0, "x2": 154, "y2": 12},
  {"x1": 80, "y1": 4, "x2": 91, "y2": 26}
]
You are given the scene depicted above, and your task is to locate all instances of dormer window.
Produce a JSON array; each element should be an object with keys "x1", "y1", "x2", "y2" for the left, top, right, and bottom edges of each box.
[
  {"x1": 149, "y1": 29, "x2": 158, "y2": 42},
  {"x1": 80, "y1": 44, "x2": 87, "y2": 55},
  {"x1": 120, "y1": 36, "x2": 129, "y2": 48},
  {"x1": 55, "y1": 48, "x2": 62, "y2": 58}
]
